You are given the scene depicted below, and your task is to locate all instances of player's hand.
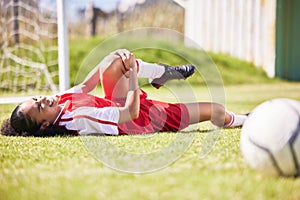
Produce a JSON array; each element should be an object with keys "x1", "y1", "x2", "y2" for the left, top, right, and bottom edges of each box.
[
  {"x1": 114, "y1": 49, "x2": 135, "y2": 69},
  {"x1": 114, "y1": 49, "x2": 136, "y2": 77}
]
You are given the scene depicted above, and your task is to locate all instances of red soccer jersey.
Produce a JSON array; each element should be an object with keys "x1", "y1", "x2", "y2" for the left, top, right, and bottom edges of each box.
[{"x1": 53, "y1": 90, "x2": 190, "y2": 135}]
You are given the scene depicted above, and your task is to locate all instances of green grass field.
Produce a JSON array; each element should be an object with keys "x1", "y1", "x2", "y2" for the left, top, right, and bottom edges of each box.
[{"x1": 1, "y1": 82, "x2": 300, "y2": 200}]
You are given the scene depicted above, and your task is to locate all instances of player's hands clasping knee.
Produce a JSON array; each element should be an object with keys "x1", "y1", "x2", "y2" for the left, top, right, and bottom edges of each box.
[{"x1": 114, "y1": 49, "x2": 136, "y2": 77}]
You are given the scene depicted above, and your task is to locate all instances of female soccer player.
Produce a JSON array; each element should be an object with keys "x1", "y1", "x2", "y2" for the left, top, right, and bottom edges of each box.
[{"x1": 1, "y1": 49, "x2": 247, "y2": 136}]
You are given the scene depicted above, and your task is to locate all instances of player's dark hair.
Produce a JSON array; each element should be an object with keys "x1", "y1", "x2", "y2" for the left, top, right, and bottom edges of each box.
[
  {"x1": 1, "y1": 118, "x2": 25, "y2": 136},
  {"x1": 10, "y1": 104, "x2": 40, "y2": 135},
  {"x1": 1, "y1": 105, "x2": 72, "y2": 137}
]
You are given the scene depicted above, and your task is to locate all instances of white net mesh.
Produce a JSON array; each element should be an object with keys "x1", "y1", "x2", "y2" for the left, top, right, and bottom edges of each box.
[{"x1": 0, "y1": 0, "x2": 58, "y2": 100}]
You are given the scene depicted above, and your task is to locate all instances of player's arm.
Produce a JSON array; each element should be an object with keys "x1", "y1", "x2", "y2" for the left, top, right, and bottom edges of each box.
[
  {"x1": 61, "y1": 67, "x2": 100, "y2": 94},
  {"x1": 118, "y1": 57, "x2": 140, "y2": 124},
  {"x1": 76, "y1": 65, "x2": 101, "y2": 93}
]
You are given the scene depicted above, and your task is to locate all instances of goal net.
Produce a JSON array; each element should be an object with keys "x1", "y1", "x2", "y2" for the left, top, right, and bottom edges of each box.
[{"x1": 0, "y1": 0, "x2": 59, "y2": 104}]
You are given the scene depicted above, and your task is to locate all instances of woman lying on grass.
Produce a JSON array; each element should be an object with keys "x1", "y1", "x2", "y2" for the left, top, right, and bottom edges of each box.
[{"x1": 1, "y1": 49, "x2": 247, "y2": 136}]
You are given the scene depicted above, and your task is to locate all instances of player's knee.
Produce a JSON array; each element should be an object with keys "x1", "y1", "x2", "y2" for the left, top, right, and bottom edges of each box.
[
  {"x1": 110, "y1": 56, "x2": 125, "y2": 73},
  {"x1": 107, "y1": 53, "x2": 122, "y2": 66},
  {"x1": 100, "y1": 54, "x2": 124, "y2": 75},
  {"x1": 210, "y1": 103, "x2": 226, "y2": 127}
]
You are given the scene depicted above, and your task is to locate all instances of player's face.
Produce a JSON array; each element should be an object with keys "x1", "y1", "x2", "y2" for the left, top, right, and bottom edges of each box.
[{"x1": 19, "y1": 96, "x2": 62, "y2": 127}]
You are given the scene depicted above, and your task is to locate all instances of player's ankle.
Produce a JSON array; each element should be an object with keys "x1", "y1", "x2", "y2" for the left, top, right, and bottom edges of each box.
[{"x1": 224, "y1": 112, "x2": 248, "y2": 128}]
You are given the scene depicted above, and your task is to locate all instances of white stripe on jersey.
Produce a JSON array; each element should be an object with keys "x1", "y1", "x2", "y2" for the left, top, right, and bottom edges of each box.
[{"x1": 58, "y1": 106, "x2": 120, "y2": 135}]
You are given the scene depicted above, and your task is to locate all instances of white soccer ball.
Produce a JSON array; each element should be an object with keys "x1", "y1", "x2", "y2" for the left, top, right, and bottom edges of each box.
[{"x1": 240, "y1": 98, "x2": 300, "y2": 177}]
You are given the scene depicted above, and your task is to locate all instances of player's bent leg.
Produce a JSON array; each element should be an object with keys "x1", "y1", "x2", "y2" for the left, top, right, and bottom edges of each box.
[{"x1": 100, "y1": 54, "x2": 130, "y2": 99}]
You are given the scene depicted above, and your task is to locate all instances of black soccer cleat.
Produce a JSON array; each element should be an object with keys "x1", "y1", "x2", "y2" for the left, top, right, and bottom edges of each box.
[{"x1": 151, "y1": 64, "x2": 196, "y2": 89}]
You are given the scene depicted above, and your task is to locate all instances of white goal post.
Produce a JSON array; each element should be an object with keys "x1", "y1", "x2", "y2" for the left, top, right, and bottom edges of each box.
[{"x1": 57, "y1": 0, "x2": 69, "y2": 92}]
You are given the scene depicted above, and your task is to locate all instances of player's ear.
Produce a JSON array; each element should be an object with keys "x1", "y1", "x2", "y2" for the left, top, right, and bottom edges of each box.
[{"x1": 40, "y1": 121, "x2": 50, "y2": 130}]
